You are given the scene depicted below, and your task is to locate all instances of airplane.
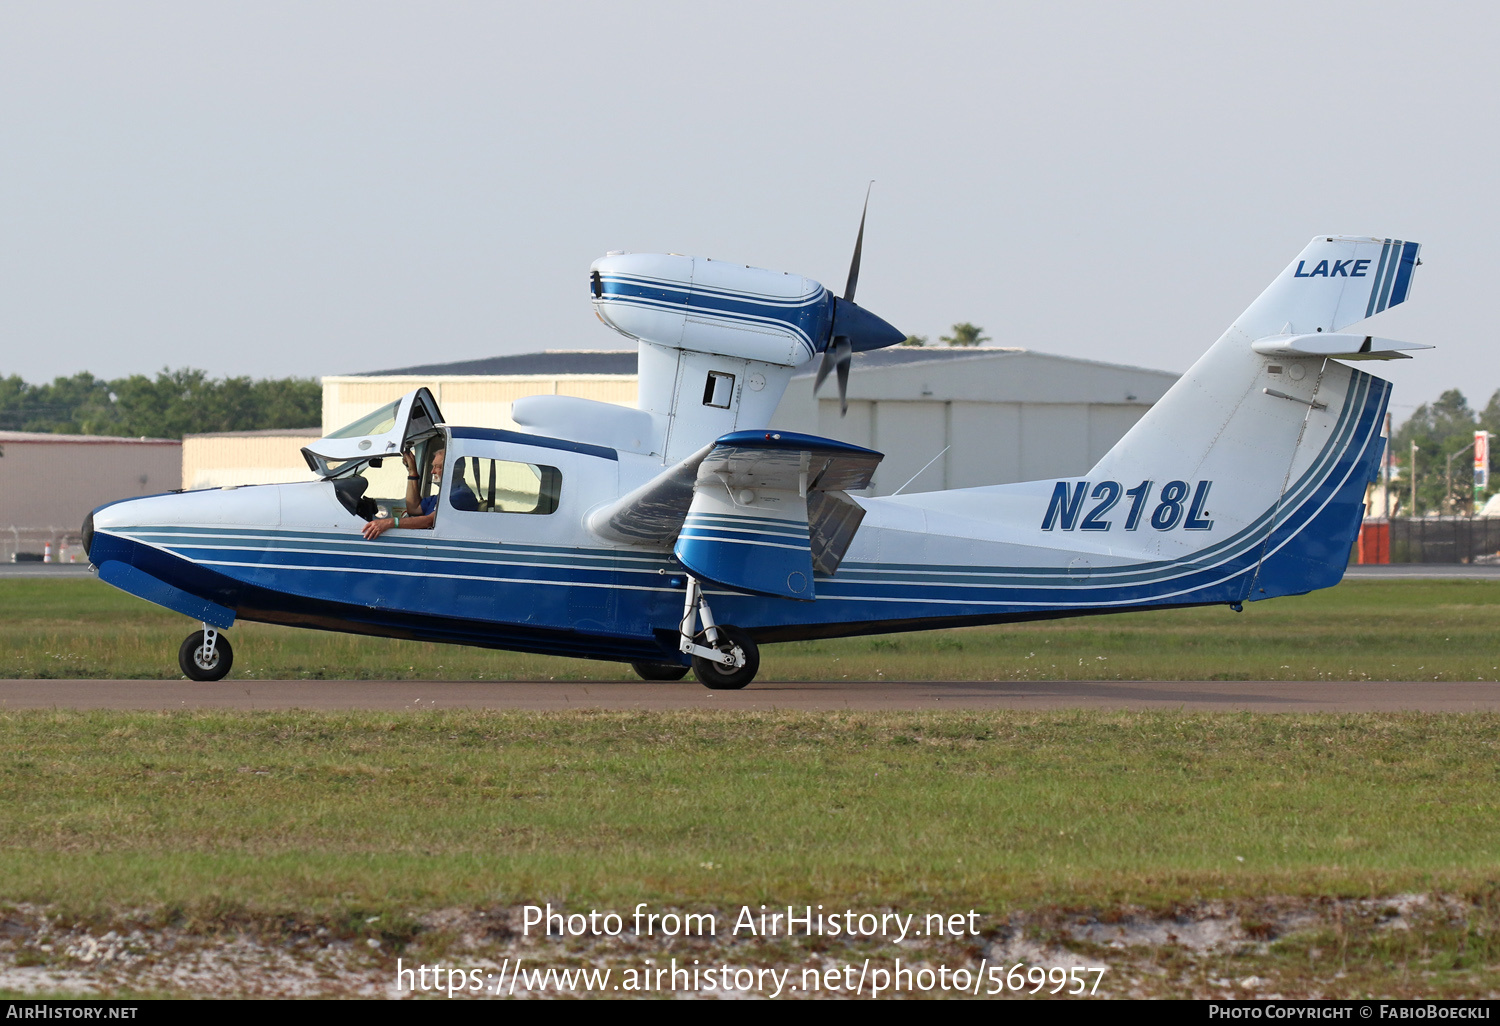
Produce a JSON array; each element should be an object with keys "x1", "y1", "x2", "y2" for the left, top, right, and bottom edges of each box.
[{"x1": 82, "y1": 215, "x2": 1426, "y2": 689}]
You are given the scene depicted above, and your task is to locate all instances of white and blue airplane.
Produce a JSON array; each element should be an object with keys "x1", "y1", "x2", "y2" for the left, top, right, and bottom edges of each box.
[{"x1": 84, "y1": 223, "x2": 1425, "y2": 688}]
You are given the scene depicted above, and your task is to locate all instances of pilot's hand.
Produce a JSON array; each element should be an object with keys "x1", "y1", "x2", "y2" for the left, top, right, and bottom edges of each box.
[
  {"x1": 402, "y1": 450, "x2": 418, "y2": 476},
  {"x1": 362, "y1": 517, "x2": 394, "y2": 540}
]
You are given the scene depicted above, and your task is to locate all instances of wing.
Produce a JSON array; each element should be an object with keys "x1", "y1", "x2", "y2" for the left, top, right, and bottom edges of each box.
[{"x1": 587, "y1": 430, "x2": 882, "y2": 599}]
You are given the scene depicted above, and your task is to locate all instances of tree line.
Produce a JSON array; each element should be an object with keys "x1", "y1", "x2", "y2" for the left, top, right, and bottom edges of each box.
[
  {"x1": 0, "y1": 369, "x2": 322, "y2": 439},
  {"x1": 1390, "y1": 389, "x2": 1500, "y2": 515},
  {"x1": 901, "y1": 322, "x2": 991, "y2": 347}
]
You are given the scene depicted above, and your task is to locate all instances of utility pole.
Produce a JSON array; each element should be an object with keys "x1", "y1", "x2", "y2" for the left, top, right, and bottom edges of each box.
[
  {"x1": 1383, "y1": 411, "x2": 1393, "y2": 517},
  {"x1": 1410, "y1": 440, "x2": 1418, "y2": 516}
]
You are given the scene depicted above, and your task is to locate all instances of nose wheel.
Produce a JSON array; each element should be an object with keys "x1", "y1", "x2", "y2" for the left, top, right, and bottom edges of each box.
[{"x1": 178, "y1": 626, "x2": 233, "y2": 682}]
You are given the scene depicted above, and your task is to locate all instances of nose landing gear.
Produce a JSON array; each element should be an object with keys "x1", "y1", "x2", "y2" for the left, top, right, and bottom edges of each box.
[{"x1": 178, "y1": 625, "x2": 233, "y2": 681}]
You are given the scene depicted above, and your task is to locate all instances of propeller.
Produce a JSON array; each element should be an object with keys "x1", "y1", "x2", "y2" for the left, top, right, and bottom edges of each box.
[
  {"x1": 815, "y1": 183, "x2": 873, "y2": 416},
  {"x1": 814, "y1": 335, "x2": 853, "y2": 415}
]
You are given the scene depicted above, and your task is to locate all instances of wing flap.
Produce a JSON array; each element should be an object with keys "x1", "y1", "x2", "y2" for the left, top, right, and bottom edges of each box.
[{"x1": 589, "y1": 430, "x2": 882, "y2": 597}]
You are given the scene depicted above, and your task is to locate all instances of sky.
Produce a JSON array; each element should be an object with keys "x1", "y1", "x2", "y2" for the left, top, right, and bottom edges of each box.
[{"x1": 1, "y1": 2, "x2": 1495, "y2": 422}]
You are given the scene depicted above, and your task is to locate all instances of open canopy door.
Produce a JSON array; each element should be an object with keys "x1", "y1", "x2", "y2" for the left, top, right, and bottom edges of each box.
[{"x1": 301, "y1": 387, "x2": 444, "y2": 478}]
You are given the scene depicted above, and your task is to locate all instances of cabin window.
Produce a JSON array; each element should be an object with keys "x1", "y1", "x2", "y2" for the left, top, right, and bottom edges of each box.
[
  {"x1": 448, "y1": 457, "x2": 561, "y2": 515},
  {"x1": 702, "y1": 371, "x2": 735, "y2": 408}
]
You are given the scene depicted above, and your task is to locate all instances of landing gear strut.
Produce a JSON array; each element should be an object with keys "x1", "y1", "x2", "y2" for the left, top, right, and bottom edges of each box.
[
  {"x1": 678, "y1": 577, "x2": 759, "y2": 689},
  {"x1": 179, "y1": 625, "x2": 233, "y2": 681}
]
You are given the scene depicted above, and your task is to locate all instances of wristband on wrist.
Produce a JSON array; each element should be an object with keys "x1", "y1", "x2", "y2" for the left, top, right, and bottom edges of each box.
[
  {"x1": 393, "y1": 515, "x2": 401, "y2": 528},
  {"x1": 408, "y1": 476, "x2": 419, "y2": 480}
]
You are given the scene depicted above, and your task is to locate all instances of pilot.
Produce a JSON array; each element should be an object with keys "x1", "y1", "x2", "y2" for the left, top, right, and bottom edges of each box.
[{"x1": 361, "y1": 448, "x2": 443, "y2": 540}]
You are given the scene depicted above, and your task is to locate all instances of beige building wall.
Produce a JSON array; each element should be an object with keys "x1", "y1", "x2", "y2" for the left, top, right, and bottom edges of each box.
[
  {"x1": 181, "y1": 430, "x2": 323, "y2": 490},
  {"x1": 0, "y1": 433, "x2": 180, "y2": 559},
  {"x1": 775, "y1": 350, "x2": 1177, "y2": 495}
]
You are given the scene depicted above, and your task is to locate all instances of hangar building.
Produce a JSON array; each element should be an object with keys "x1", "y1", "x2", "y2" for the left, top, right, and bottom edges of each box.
[
  {"x1": 0, "y1": 432, "x2": 181, "y2": 562},
  {"x1": 185, "y1": 348, "x2": 1179, "y2": 497}
]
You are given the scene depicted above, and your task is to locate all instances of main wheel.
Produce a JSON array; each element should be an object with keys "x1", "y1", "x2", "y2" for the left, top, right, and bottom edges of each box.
[
  {"x1": 691, "y1": 624, "x2": 759, "y2": 690},
  {"x1": 178, "y1": 630, "x2": 233, "y2": 682},
  {"x1": 630, "y1": 661, "x2": 690, "y2": 682}
]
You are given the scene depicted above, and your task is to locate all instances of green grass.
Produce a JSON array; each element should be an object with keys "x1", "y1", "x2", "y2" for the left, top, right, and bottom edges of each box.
[
  {"x1": 4, "y1": 579, "x2": 1498, "y2": 997},
  {"x1": 3, "y1": 577, "x2": 1500, "y2": 681},
  {"x1": 0, "y1": 709, "x2": 1496, "y2": 917}
]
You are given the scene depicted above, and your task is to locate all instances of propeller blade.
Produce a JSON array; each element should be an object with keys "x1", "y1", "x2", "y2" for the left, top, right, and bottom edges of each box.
[
  {"x1": 843, "y1": 181, "x2": 873, "y2": 302},
  {"x1": 835, "y1": 337, "x2": 852, "y2": 416},
  {"x1": 814, "y1": 337, "x2": 854, "y2": 416},
  {"x1": 814, "y1": 346, "x2": 837, "y2": 394}
]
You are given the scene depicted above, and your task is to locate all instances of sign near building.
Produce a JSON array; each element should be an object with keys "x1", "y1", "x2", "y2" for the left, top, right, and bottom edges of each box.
[{"x1": 1476, "y1": 430, "x2": 1490, "y2": 499}]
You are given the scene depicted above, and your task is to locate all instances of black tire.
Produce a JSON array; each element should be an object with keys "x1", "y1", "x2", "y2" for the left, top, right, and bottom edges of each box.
[
  {"x1": 178, "y1": 630, "x2": 233, "y2": 682},
  {"x1": 691, "y1": 624, "x2": 759, "y2": 690},
  {"x1": 630, "y1": 661, "x2": 691, "y2": 682}
]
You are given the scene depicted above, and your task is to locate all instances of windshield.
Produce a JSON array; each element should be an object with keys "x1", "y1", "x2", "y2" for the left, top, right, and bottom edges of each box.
[{"x1": 325, "y1": 399, "x2": 400, "y2": 440}]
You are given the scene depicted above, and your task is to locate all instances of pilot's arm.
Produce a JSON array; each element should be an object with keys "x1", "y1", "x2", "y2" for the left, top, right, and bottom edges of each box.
[
  {"x1": 402, "y1": 450, "x2": 423, "y2": 514},
  {"x1": 362, "y1": 510, "x2": 436, "y2": 540},
  {"x1": 362, "y1": 450, "x2": 439, "y2": 539}
]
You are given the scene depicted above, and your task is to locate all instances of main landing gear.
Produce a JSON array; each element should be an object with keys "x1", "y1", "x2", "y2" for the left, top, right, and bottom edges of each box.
[
  {"x1": 676, "y1": 577, "x2": 759, "y2": 690},
  {"x1": 178, "y1": 624, "x2": 233, "y2": 681},
  {"x1": 631, "y1": 661, "x2": 691, "y2": 681}
]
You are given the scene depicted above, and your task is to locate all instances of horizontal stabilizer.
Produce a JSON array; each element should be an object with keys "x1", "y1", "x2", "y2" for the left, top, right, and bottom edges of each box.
[{"x1": 1251, "y1": 332, "x2": 1433, "y2": 361}]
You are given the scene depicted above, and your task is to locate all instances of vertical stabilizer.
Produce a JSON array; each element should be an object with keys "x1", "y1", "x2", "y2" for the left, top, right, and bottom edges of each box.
[{"x1": 1085, "y1": 236, "x2": 1419, "y2": 599}]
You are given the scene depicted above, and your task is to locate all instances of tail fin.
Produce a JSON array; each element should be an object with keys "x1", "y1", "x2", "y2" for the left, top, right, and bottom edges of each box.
[
  {"x1": 1236, "y1": 235, "x2": 1419, "y2": 338},
  {"x1": 1088, "y1": 236, "x2": 1419, "y2": 600}
]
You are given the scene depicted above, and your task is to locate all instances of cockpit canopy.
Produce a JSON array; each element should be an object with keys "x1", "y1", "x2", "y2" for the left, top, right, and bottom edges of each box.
[{"x1": 300, "y1": 387, "x2": 444, "y2": 479}]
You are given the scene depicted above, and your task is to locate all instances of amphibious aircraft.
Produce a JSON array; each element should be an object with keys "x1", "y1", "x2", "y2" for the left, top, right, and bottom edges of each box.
[{"x1": 84, "y1": 218, "x2": 1426, "y2": 688}]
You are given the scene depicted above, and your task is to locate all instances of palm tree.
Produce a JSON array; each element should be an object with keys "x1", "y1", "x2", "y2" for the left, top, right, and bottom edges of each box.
[{"x1": 940, "y1": 323, "x2": 989, "y2": 347}]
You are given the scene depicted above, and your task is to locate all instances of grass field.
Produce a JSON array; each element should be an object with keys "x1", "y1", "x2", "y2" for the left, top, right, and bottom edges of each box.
[
  {"x1": 1, "y1": 708, "x2": 1495, "y2": 913},
  {"x1": 0, "y1": 708, "x2": 1497, "y2": 997},
  {"x1": 3, "y1": 578, "x2": 1499, "y2": 997},
  {"x1": 3, "y1": 576, "x2": 1500, "y2": 681}
]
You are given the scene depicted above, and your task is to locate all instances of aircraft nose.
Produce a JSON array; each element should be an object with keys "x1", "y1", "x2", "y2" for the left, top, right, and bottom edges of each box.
[
  {"x1": 82, "y1": 512, "x2": 94, "y2": 561},
  {"x1": 831, "y1": 298, "x2": 906, "y2": 353}
]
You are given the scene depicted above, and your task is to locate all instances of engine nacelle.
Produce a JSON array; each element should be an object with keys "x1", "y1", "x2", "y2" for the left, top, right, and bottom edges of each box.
[{"x1": 590, "y1": 253, "x2": 833, "y2": 368}]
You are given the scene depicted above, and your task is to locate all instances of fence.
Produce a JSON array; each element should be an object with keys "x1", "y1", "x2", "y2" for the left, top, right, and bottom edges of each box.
[
  {"x1": 1358, "y1": 517, "x2": 1500, "y2": 564},
  {"x1": 1, "y1": 527, "x2": 87, "y2": 565}
]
